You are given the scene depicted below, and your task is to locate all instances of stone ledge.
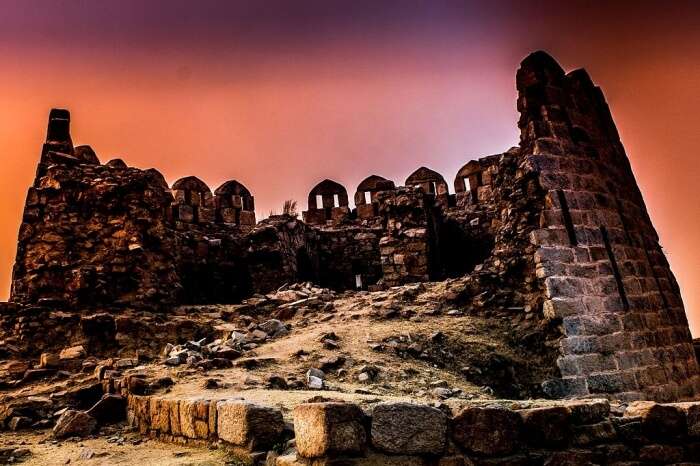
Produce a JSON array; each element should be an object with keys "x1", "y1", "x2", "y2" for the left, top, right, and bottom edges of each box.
[{"x1": 124, "y1": 395, "x2": 700, "y2": 465}]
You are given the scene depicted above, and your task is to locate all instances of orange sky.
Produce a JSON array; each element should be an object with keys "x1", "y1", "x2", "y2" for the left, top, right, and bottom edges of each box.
[{"x1": 0, "y1": 1, "x2": 698, "y2": 333}]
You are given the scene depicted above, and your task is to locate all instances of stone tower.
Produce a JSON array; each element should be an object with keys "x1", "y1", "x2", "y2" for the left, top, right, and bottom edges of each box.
[{"x1": 519, "y1": 51, "x2": 699, "y2": 400}]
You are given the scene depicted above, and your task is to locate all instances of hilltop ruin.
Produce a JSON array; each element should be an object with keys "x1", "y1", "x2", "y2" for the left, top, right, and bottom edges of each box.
[{"x1": 1, "y1": 51, "x2": 699, "y2": 465}]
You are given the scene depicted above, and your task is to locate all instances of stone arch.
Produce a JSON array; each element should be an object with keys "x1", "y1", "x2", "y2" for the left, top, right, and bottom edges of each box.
[
  {"x1": 454, "y1": 160, "x2": 482, "y2": 196},
  {"x1": 354, "y1": 175, "x2": 395, "y2": 205},
  {"x1": 172, "y1": 176, "x2": 210, "y2": 193},
  {"x1": 171, "y1": 176, "x2": 214, "y2": 223},
  {"x1": 405, "y1": 167, "x2": 449, "y2": 196},
  {"x1": 303, "y1": 179, "x2": 350, "y2": 225},
  {"x1": 354, "y1": 175, "x2": 395, "y2": 219},
  {"x1": 307, "y1": 179, "x2": 349, "y2": 209},
  {"x1": 214, "y1": 179, "x2": 256, "y2": 227}
]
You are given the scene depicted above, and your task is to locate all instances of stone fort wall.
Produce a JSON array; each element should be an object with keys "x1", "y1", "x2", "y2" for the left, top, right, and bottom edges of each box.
[
  {"x1": 5, "y1": 51, "x2": 698, "y2": 402},
  {"x1": 517, "y1": 52, "x2": 700, "y2": 401}
]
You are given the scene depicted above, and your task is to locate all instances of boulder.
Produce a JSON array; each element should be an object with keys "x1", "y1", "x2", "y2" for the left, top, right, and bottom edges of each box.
[
  {"x1": 59, "y1": 345, "x2": 86, "y2": 360},
  {"x1": 53, "y1": 410, "x2": 97, "y2": 438},
  {"x1": 8, "y1": 416, "x2": 31, "y2": 431},
  {"x1": 452, "y1": 406, "x2": 521, "y2": 456},
  {"x1": 39, "y1": 353, "x2": 60, "y2": 369},
  {"x1": 217, "y1": 400, "x2": 284, "y2": 450},
  {"x1": 259, "y1": 319, "x2": 289, "y2": 337},
  {"x1": 371, "y1": 402, "x2": 447, "y2": 455},
  {"x1": 293, "y1": 402, "x2": 366, "y2": 458}
]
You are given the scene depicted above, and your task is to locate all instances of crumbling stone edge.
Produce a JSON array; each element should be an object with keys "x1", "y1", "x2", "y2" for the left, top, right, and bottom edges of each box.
[{"x1": 126, "y1": 395, "x2": 700, "y2": 464}]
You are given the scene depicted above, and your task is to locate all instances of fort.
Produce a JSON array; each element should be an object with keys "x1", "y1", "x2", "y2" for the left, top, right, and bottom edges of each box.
[{"x1": 1, "y1": 51, "x2": 700, "y2": 464}]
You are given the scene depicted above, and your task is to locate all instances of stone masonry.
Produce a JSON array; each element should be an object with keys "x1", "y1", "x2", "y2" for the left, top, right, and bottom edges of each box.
[{"x1": 4, "y1": 51, "x2": 698, "y2": 402}]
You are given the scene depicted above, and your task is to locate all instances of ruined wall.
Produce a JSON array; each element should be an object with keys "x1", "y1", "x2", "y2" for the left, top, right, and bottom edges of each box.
[
  {"x1": 518, "y1": 52, "x2": 700, "y2": 401},
  {"x1": 125, "y1": 395, "x2": 700, "y2": 465},
  {"x1": 314, "y1": 227, "x2": 383, "y2": 290},
  {"x1": 5, "y1": 51, "x2": 699, "y2": 402},
  {"x1": 375, "y1": 187, "x2": 439, "y2": 286},
  {"x1": 11, "y1": 158, "x2": 180, "y2": 309}
]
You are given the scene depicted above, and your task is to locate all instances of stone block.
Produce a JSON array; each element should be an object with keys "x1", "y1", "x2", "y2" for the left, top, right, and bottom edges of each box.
[
  {"x1": 169, "y1": 399, "x2": 181, "y2": 436},
  {"x1": 673, "y1": 402, "x2": 700, "y2": 437},
  {"x1": 572, "y1": 420, "x2": 616, "y2": 446},
  {"x1": 371, "y1": 402, "x2": 447, "y2": 455},
  {"x1": 563, "y1": 399, "x2": 610, "y2": 424},
  {"x1": 293, "y1": 402, "x2": 367, "y2": 458},
  {"x1": 624, "y1": 401, "x2": 686, "y2": 439},
  {"x1": 357, "y1": 204, "x2": 376, "y2": 219},
  {"x1": 39, "y1": 352, "x2": 60, "y2": 368},
  {"x1": 179, "y1": 398, "x2": 210, "y2": 439},
  {"x1": 149, "y1": 397, "x2": 170, "y2": 434},
  {"x1": 451, "y1": 406, "x2": 521, "y2": 456},
  {"x1": 178, "y1": 204, "x2": 194, "y2": 223},
  {"x1": 240, "y1": 210, "x2": 256, "y2": 226},
  {"x1": 220, "y1": 207, "x2": 236, "y2": 223},
  {"x1": 53, "y1": 410, "x2": 97, "y2": 438},
  {"x1": 638, "y1": 444, "x2": 684, "y2": 463},
  {"x1": 59, "y1": 345, "x2": 86, "y2": 360},
  {"x1": 588, "y1": 372, "x2": 637, "y2": 394},
  {"x1": 199, "y1": 207, "x2": 215, "y2": 223},
  {"x1": 127, "y1": 395, "x2": 150, "y2": 433},
  {"x1": 519, "y1": 406, "x2": 571, "y2": 448},
  {"x1": 542, "y1": 377, "x2": 589, "y2": 398},
  {"x1": 217, "y1": 400, "x2": 284, "y2": 450}
]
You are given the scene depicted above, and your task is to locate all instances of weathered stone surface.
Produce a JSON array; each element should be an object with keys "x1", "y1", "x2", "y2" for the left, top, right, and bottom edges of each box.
[
  {"x1": 519, "y1": 406, "x2": 571, "y2": 448},
  {"x1": 179, "y1": 398, "x2": 210, "y2": 439},
  {"x1": 147, "y1": 397, "x2": 170, "y2": 434},
  {"x1": 59, "y1": 345, "x2": 86, "y2": 360},
  {"x1": 127, "y1": 395, "x2": 150, "y2": 433},
  {"x1": 451, "y1": 407, "x2": 521, "y2": 456},
  {"x1": 624, "y1": 401, "x2": 686, "y2": 439},
  {"x1": 638, "y1": 444, "x2": 684, "y2": 463},
  {"x1": 293, "y1": 402, "x2": 367, "y2": 458},
  {"x1": 370, "y1": 402, "x2": 447, "y2": 455},
  {"x1": 52, "y1": 410, "x2": 97, "y2": 438},
  {"x1": 674, "y1": 401, "x2": 700, "y2": 437},
  {"x1": 563, "y1": 399, "x2": 610, "y2": 425},
  {"x1": 217, "y1": 400, "x2": 284, "y2": 450},
  {"x1": 39, "y1": 352, "x2": 60, "y2": 368}
]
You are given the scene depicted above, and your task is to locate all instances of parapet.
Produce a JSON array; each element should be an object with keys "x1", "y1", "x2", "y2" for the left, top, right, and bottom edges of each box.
[
  {"x1": 302, "y1": 179, "x2": 350, "y2": 226},
  {"x1": 354, "y1": 175, "x2": 395, "y2": 219},
  {"x1": 405, "y1": 166, "x2": 450, "y2": 207},
  {"x1": 214, "y1": 179, "x2": 256, "y2": 229},
  {"x1": 171, "y1": 176, "x2": 215, "y2": 224}
]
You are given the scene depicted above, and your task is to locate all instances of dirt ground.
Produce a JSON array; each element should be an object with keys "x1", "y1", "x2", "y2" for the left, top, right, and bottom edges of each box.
[
  {"x1": 0, "y1": 428, "x2": 233, "y2": 465},
  {"x1": 0, "y1": 280, "x2": 558, "y2": 464}
]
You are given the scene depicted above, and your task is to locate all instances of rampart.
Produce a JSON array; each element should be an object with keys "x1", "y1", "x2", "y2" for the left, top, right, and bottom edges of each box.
[{"x1": 4, "y1": 51, "x2": 698, "y2": 402}]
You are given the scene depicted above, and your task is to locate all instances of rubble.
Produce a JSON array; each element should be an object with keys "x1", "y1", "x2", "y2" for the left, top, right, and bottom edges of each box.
[{"x1": 52, "y1": 410, "x2": 97, "y2": 438}]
